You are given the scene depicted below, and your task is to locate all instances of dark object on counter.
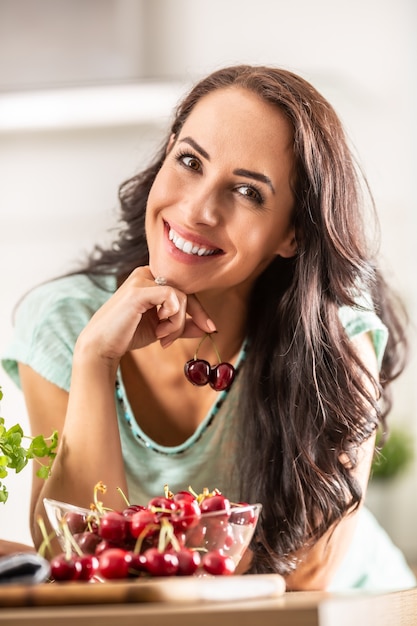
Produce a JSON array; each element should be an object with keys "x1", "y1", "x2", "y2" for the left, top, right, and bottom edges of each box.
[{"x1": 0, "y1": 552, "x2": 50, "y2": 585}]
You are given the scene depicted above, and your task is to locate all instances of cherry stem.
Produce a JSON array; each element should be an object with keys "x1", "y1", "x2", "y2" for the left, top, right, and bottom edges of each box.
[
  {"x1": 188, "y1": 485, "x2": 221, "y2": 504},
  {"x1": 158, "y1": 518, "x2": 181, "y2": 553},
  {"x1": 117, "y1": 486, "x2": 130, "y2": 507},
  {"x1": 133, "y1": 522, "x2": 159, "y2": 554},
  {"x1": 93, "y1": 481, "x2": 107, "y2": 514},
  {"x1": 37, "y1": 515, "x2": 55, "y2": 559},
  {"x1": 194, "y1": 332, "x2": 222, "y2": 364},
  {"x1": 207, "y1": 333, "x2": 222, "y2": 363},
  {"x1": 61, "y1": 518, "x2": 84, "y2": 558},
  {"x1": 188, "y1": 485, "x2": 199, "y2": 499},
  {"x1": 164, "y1": 484, "x2": 174, "y2": 499}
]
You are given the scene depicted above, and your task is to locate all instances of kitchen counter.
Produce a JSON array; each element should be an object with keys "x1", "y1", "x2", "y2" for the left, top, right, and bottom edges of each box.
[{"x1": 0, "y1": 575, "x2": 416, "y2": 626}]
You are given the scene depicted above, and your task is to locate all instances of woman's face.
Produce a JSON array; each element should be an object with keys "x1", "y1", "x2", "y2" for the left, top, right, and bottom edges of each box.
[{"x1": 145, "y1": 86, "x2": 296, "y2": 297}]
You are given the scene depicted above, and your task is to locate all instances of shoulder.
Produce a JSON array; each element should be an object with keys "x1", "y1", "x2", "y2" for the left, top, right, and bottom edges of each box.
[
  {"x1": 338, "y1": 294, "x2": 388, "y2": 370},
  {"x1": 16, "y1": 273, "x2": 116, "y2": 322},
  {"x1": 2, "y1": 274, "x2": 117, "y2": 391}
]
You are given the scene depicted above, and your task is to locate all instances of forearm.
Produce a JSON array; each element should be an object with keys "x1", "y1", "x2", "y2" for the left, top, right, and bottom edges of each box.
[
  {"x1": 31, "y1": 348, "x2": 127, "y2": 548},
  {"x1": 284, "y1": 509, "x2": 360, "y2": 591}
]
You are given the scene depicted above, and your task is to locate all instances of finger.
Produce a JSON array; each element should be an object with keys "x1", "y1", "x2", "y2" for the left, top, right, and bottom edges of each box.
[
  {"x1": 156, "y1": 294, "x2": 181, "y2": 322},
  {"x1": 153, "y1": 289, "x2": 188, "y2": 343},
  {"x1": 186, "y1": 294, "x2": 217, "y2": 334},
  {"x1": 182, "y1": 318, "x2": 211, "y2": 339},
  {"x1": 157, "y1": 312, "x2": 214, "y2": 349},
  {"x1": 156, "y1": 293, "x2": 216, "y2": 346},
  {"x1": 155, "y1": 292, "x2": 216, "y2": 342}
]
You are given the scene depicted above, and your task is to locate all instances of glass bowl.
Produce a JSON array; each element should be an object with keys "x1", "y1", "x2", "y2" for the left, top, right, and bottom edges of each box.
[{"x1": 43, "y1": 496, "x2": 262, "y2": 578}]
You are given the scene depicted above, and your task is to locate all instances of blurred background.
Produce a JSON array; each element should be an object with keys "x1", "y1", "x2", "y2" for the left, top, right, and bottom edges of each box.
[{"x1": 0, "y1": 0, "x2": 416, "y2": 569}]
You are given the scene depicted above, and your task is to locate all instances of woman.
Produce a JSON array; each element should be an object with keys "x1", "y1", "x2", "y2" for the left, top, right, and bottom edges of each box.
[{"x1": 2, "y1": 65, "x2": 415, "y2": 591}]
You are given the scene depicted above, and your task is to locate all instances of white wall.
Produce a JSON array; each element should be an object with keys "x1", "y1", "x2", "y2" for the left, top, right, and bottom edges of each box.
[{"x1": 1, "y1": 0, "x2": 416, "y2": 563}]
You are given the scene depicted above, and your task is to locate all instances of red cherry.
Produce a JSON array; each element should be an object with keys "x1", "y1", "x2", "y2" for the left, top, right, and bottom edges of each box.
[
  {"x1": 98, "y1": 510, "x2": 129, "y2": 543},
  {"x1": 173, "y1": 490, "x2": 196, "y2": 503},
  {"x1": 130, "y1": 509, "x2": 159, "y2": 539},
  {"x1": 98, "y1": 548, "x2": 131, "y2": 579},
  {"x1": 184, "y1": 523, "x2": 206, "y2": 548},
  {"x1": 50, "y1": 553, "x2": 79, "y2": 581},
  {"x1": 176, "y1": 548, "x2": 201, "y2": 576},
  {"x1": 184, "y1": 359, "x2": 211, "y2": 386},
  {"x1": 171, "y1": 498, "x2": 201, "y2": 531},
  {"x1": 144, "y1": 548, "x2": 179, "y2": 576},
  {"x1": 229, "y1": 504, "x2": 257, "y2": 526},
  {"x1": 74, "y1": 554, "x2": 99, "y2": 581},
  {"x1": 201, "y1": 495, "x2": 231, "y2": 546},
  {"x1": 95, "y1": 539, "x2": 121, "y2": 556},
  {"x1": 73, "y1": 531, "x2": 102, "y2": 554},
  {"x1": 204, "y1": 519, "x2": 230, "y2": 549},
  {"x1": 127, "y1": 552, "x2": 148, "y2": 576},
  {"x1": 148, "y1": 496, "x2": 178, "y2": 518},
  {"x1": 209, "y1": 362, "x2": 235, "y2": 391},
  {"x1": 63, "y1": 510, "x2": 88, "y2": 535},
  {"x1": 122, "y1": 504, "x2": 145, "y2": 516},
  {"x1": 202, "y1": 549, "x2": 235, "y2": 575},
  {"x1": 200, "y1": 494, "x2": 231, "y2": 517}
]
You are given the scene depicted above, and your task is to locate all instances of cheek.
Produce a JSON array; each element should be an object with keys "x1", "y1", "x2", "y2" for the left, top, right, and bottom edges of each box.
[
  {"x1": 147, "y1": 168, "x2": 184, "y2": 223},
  {"x1": 240, "y1": 220, "x2": 278, "y2": 253},
  {"x1": 145, "y1": 172, "x2": 171, "y2": 230},
  {"x1": 146, "y1": 174, "x2": 164, "y2": 212}
]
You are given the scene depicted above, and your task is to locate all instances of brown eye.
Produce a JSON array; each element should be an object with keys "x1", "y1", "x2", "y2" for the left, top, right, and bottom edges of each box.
[
  {"x1": 237, "y1": 184, "x2": 263, "y2": 205},
  {"x1": 180, "y1": 154, "x2": 201, "y2": 171}
]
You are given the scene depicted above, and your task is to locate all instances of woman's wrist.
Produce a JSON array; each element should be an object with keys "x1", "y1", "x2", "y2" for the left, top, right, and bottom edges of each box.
[{"x1": 73, "y1": 336, "x2": 120, "y2": 381}]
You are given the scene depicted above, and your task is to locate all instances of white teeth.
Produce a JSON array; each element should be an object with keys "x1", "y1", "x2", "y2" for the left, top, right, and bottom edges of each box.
[{"x1": 168, "y1": 227, "x2": 216, "y2": 256}]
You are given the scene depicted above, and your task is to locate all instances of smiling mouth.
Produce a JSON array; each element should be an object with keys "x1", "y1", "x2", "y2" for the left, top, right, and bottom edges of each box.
[{"x1": 168, "y1": 227, "x2": 222, "y2": 256}]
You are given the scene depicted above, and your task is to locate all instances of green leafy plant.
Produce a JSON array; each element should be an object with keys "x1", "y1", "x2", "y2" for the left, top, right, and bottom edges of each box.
[
  {"x1": 371, "y1": 426, "x2": 414, "y2": 481},
  {"x1": 0, "y1": 386, "x2": 58, "y2": 503}
]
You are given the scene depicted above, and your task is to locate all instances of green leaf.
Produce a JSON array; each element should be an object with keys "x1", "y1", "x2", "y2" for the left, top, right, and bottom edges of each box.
[
  {"x1": 0, "y1": 455, "x2": 11, "y2": 468},
  {"x1": 0, "y1": 485, "x2": 8, "y2": 504},
  {"x1": 13, "y1": 456, "x2": 29, "y2": 474},
  {"x1": 30, "y1": 434, "x2": 54, "y2": 457},
  {"x1": 371, "y1": 427, "x2": 414, "y2": 481},
  {"x1": 0, "y1": 386, "x2": 58, "y2": 503},
  {"x1": 36, "y1": 465, "x2": 51, "y2": 480},
  {"x1": 5, "y1": 423, "x2": 24, "y2": 438}
]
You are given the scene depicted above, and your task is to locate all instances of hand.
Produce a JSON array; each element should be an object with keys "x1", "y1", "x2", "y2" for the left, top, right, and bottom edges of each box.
[{"x1": 76, "y1": 266, "x2": 216, "y2": 362}]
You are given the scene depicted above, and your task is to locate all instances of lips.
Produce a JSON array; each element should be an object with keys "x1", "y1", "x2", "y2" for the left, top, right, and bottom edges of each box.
[{"x1": 168, "y1": 225, "x2": 222, "y2": 257}]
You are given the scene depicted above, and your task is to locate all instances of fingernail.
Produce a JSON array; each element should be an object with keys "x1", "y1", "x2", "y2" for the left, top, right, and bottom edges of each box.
[{"x1": 207, "y1": 319, "x2": 217, "y2": 333}]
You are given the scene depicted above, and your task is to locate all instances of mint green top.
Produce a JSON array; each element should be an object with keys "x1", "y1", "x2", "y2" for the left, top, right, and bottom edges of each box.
[{"x1": 2, "y1": 274, "x2": 415, "y2": 591}]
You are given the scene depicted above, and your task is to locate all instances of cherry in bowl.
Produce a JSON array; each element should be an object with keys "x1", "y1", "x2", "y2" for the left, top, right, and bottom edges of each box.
[{"x1": 43, "y1": 496, "x2": 262, "y2": 580}]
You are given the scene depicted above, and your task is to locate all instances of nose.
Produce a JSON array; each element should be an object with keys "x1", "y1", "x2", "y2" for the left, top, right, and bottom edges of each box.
[{"x1": 182, "y1": 182, "x2": 222, "y2": 227}]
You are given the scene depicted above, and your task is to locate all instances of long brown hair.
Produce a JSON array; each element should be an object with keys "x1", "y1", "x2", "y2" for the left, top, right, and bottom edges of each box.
[{"x1": 81, "y1": 65, "x2": 408, "y2": 575}]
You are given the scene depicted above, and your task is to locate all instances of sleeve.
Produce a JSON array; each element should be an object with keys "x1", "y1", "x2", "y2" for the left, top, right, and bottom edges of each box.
[
  {"x1": 338, "y1": 300, "x2": 388, "y2": 371},
  {"x1": 1, "y1": 279, "x2": 94, "y2": 392}
]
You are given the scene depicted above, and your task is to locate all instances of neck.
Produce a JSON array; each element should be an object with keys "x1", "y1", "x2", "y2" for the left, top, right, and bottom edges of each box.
[{"x1": 194, "y1": 289, "x2": 248, "y2": 362}]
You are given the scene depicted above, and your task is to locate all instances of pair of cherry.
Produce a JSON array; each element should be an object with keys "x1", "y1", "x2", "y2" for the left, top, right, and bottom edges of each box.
[{"x1": 184, "y1": 333, "x2": 235, "y2": 392}]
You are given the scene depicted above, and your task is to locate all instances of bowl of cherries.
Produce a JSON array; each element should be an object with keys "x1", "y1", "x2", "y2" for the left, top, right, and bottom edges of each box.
[{"x1": 43, "y1": 484, "x2": 261, "y2": 582}]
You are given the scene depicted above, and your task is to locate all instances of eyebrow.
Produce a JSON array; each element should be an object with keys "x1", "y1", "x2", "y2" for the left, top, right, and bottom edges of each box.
[
  {"x1": 232, "y1": 169, "x2": 275, "y2": 194},
  {"x1": 179, "y1": 137, "x2": 210, "y2": 160},
  {"x1": 179, "y1": 136, "x2": 275, "y2": 193}
]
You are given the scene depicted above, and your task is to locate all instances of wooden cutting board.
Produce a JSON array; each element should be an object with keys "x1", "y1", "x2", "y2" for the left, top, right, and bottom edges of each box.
[{"x1": 0, "y1": 574, "x2": 285, "y2": 607}]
